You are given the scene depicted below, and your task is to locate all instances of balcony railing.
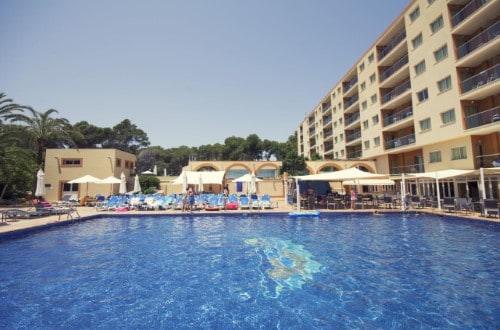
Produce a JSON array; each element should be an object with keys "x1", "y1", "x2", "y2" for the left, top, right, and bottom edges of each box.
[
  {"x1": 346, "y1": 130, "x2": 361, "y2": 143},
  {"x1": 324, "y1": 129, "x2": 333, "y2": 138},
  {"x1": 347, "y1": 150, "x2": 362, "y2": 159},
  {"x1": 457, "y1": 21, "x2": 500, "y2": 59},
  {"x1": 383, "y1": 106, "x2": 413, "y2": 127},
  {"x1": 390, "y1": 163, "x2": 425, "y2": 175},
  {"x1": 378, "y1": 30, "x2": 406, "y2": 61},
  {"x1": 322, "y1": 102, "x2": 331, "y2": 112},
  {"x1": 343, "y1": 76, "x2": 358, "y2": 94},
  {"x1": 344, "y1": 94, "x2": 359, "y2": 109},
  {"x1": 380, "y1": 54, "x2": 409, "y2": 82},
  {"x1": 324, "y1": 143, "x2": 334, "y2": 152},
  {"x1": 465, "y1": 106, "x2": 500, "y2": 129},
  {"x1": 381, "y1": 79, "x2": 411, "y2": 104},
  {"x1": 345, "y1": 113, "x2": 360, "y2": 126},
  {"x1": 452, "y1": 0, "x2": 491, "y2": 27},
  {"x1": 461, "y1": 63, "x2": 499, "y2": 93},
  {"x1": 385, "y1": 133, "x2": 415, "y2": 150},
  {"x1": 323, "y1": 116, "x2": 332, "y2": 125}
]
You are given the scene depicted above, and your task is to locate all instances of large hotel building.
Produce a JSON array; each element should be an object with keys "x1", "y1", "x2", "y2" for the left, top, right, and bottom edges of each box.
[{"x1": 297, "y1": 0, "x2": 499, "y2": 175}]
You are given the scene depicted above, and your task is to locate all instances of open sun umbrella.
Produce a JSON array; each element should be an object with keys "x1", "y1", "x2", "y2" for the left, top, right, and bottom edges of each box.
[
  {"x1": 34, "y1": 169, "x2": 45, "y2": 198},
  {"x1": 68, "y1": 174, "x2": 101, "y2": 196},
  {"x1": 119, "y1": 172, "x2": 127, "y2": 194},
  {"x1": 97, "y1": 175, "x2": 121, "y2": 195}
]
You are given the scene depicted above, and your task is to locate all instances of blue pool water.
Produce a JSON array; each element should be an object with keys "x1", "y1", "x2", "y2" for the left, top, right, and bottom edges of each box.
[{"x1": 0, "y1": 213, "x2": 499, "y2": 328}]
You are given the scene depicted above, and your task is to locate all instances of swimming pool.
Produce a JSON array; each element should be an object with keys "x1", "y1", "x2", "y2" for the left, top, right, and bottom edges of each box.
[{"x1": 0, "y1": 213, "x2": 499, "y2": 328}]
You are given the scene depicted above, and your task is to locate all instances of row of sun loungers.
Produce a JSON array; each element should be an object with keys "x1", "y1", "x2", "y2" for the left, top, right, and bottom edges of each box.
[{"x1": 94, "y1": 193, "x2": 276, "y2": 212}]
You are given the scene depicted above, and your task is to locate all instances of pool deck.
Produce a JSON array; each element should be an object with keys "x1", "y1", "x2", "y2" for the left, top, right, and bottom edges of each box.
[{"x1": 1, "y1": 199, "x2": 499, "y2": 236}]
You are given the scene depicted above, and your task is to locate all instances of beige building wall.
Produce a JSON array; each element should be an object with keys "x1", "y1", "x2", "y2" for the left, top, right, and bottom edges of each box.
[{"x1": 44, "y1": 149, "x2": 136, "y2": 202}]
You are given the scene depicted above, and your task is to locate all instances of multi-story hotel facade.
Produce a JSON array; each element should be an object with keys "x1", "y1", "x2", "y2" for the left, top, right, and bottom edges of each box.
[{"x1": 297, "y1": 0, "x2": 499, "y2": 176}]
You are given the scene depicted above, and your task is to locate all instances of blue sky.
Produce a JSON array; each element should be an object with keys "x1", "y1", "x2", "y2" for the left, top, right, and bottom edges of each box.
[{"x1": 1, "y1": 0, "x2": 409, "y2": 148}]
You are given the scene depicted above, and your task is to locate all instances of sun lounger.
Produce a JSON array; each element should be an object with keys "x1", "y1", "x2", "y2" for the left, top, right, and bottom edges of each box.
[
  {"x1": 260, "y1": 194, "x2": 274, "y2": 209},
  {"x1": 483, "y1": 199, "x2": 499, "y2": 218},
  {"x1": 443, "y1": 197, "x2": 456, "y2": 213}
]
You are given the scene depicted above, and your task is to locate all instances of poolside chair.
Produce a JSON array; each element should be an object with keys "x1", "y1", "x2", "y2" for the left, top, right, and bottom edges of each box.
[
  {"x1": 456, "y1": 198, "x2": 473, "y2": 215},
  {"x1": 442, "y1": 197, "x2": 456, "y2": 213},
  {"x1": 250, "y1": 194, "x2": 261, "y2": 210},
  {"x1": 483, "y1": 199, "x2": 499, "y2": 218},
  {"x1": 306, "y1": 195, "x2": 316, "y2": 210},
  {"x1": 239, "y1": 195, "x2": 250, "y2": 209},
  {"x1": 410, "y1": 196, "x2": 423, "y2": 209},
  {"x1": 260, "y1": 194, "x2": 274, "y2": 209},
  {"x1": 382, "y1": 196, "x2": 393, "y2": 209},
  {"x1": 325, "y1": 195, "x2": 336, "y2": 210}
]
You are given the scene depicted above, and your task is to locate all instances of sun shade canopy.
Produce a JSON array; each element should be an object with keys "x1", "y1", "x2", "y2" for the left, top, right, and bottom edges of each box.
[{"x1": 172, "y1": 171, "x2": 225, "y2": 185}]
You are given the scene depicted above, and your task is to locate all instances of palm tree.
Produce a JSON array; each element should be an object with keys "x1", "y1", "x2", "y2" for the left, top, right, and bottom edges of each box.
[
  {"x1": 6, "y1": 108, "x2": 77, "y2": 167},
  {"x1": 0, "y1": 92, "x2": 25, "y2": 123}
]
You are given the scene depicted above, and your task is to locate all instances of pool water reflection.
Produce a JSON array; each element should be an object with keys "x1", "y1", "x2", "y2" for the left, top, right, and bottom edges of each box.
[{"x1": 0, "y1": 213, "x2": 499, "y2": 328}]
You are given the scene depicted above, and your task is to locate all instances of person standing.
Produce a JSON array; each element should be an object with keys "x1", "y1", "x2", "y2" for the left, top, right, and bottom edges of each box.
[{"x1": 350, "y1": 189, "x2": 357, "y2": 209}]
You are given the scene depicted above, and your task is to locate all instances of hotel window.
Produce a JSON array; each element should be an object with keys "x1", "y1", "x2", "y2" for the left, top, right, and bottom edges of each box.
[
  {"x1": 372, "y1": 115, "x2": 379, "y2": 125},
  {"x1": 340, "y1": 133, "x2": 344, "y2": 141},
  {"x1": 332, "y1": 91, "x2": 336, "y2": 99},
  {"x1": 359, "y1": 62, "x2": 365, "y2": 72},
  {"x1": 361, "y1": 100, "x2": 367, "y2": 110},
  {"x1": 437, "y1": 76, "x2": 452, "y2": 93},
  {"x1": 368, "y1": 53, "x2": 374, "y2": 63},
  {"x1": 374, "y1": 136, "x2": 381, "y2": 146},
  {"x1": 333, "y1": 122, "x2": 337, "y2": 128},
  {"x1": 335, "y1": 152, "x2": 339, "y2": 159},
  {"x1": 412, "y1": 33, "x2": 423, "y2": 49},
  {"x1": 61, "y1": 158, "x2": 82, "y2": 167},
  {"x1": 364, "y1": 140, "x2": 370, "y2": 149},
  {"x1": 434, "y1": 45, "x2": 448, "y2": 62},
  {"x1": 451, "y1": 146, "x2": 467, "y2": 160},
  {"x1": 430, "y1": 15, "x2": 444, "y2": 33},
  {"x1": 333, "y1": 106, "x2": 336, "y2": 114},
  {"x1": 339, "y1": 118, "x2": 343, "y2": 124},
  {"x1": 429, "y1": 151, "x2": 441, "y2": 163},
  {"x1": 369, "y1": 73, "x2": 376, "y2": 84},
  {"x1": 338, "y1": 102, "x2": 342, "y2": 110},
  {"x1": 360, "y1": 81, "x2": 366, "y2": 91},
  {"x1": 419, "y1": 118, "x2": 431, "y2": 131},
  {"x1": 363, "y1": 120, "x2": 369, "y2": 129},
  {"x1": 414, "y1": 60, "x2": 426, "y2": 75},
  {"x1": 340, "y1": 150, "x2": 345, "y2": 157},
  {"x1": 417, "y1": 88, "x2": 429, "y2": 102},
  {"x1": 441, "y1": 109, "x2": 456, "y2": 124},
  {"x1": 370, "y1": 94, "x2": 377, "y2": 104},
  {"x1": 334, "y1": 136, "x2": 338, "y2": 143},
  {"x1": 409, "y1": 6, "x2": 420, "y2": 22},
  {"x1": 116, "y1": 159, "x2": 122, "y2": 167},
  {"x1": 337, "y1": 87, "x2": 341, "y2": 94}
]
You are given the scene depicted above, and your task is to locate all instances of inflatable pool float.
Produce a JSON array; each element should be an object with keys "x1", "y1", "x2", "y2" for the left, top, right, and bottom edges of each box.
[
  {"x1": 205, "y1": 206, "x2": 220, "y2": 211},
  {"x1": 289, "y1": 210, "x2": 320, "y2": 218},
  {"x1": 225, "y1": 202, "x2": 239, "y2": 210},
  {"x1": 116, "y1": 206, "x2": 129, "y2": 212}
]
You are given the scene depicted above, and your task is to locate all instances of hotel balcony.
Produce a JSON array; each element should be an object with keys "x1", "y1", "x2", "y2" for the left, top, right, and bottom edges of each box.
[
  {"x1": 460, "y1": 63, "x2": 500, "y2": 100},
  {"x1": 323, "y1": 128, "x2": 333, "y2": 139},
  {"x1": 450, "y1": 0, "x2": 500, "y2": 35},
  {"x1": 343, "y1": 94, "x2": 359, "y2": 114},
  {"x1": 345, "y1": 130, "x2": 362, "y2": 145},
  {"x1": 324, "y1": 142, "x2": 334, "y2": 153},
  {"x1": 344, "y1": 112, "x2": 360, "y2": 129},
  {"x1": 382, "y1": 105, "x2": 414, "y2": 131},
  {"x1": 347, "y1": 149, "x2": 362, "y2": 159},
  {"x1": 322, "y1": 101, "x2": 332, "y2": 113},
  {"x1": 379, "y1": 54, "x2": 409, "y2": 89},
  {"x1": 456, "y1": 21, "x2": 500, "y2": 67},
  {"x1": 380, "y1": 79, "x2": 412, "y2": 108},
  {"x1": 390, "y1": 162, "x2": 425, "y2": 175},
  {"x1": 377, "y1": 29, "x2": 407, "y2": 67},
  {"x1": 385, "y1": 132, "x2": 416, "y2": 151},
  {"x1": 464, "y1": 105, "x2": 500, "y2": 130},
  {"x1": 343, "y1": 76, "x2": 358, "y2": 98},
  {"x1": 323, "y1": 114, "x2": 332, "y2": 126}
]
